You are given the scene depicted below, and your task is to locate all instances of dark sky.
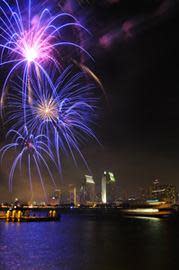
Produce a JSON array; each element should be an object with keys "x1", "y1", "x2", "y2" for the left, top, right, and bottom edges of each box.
[
  {"x1": 0, "y1": 0, "x2": 179, "y2": 201},
  {"x1": 82, "y1": 0, "x2": 179, "y2": 194},
  {"x1": 94, "y1": 0, "x2": 179, "y2": 193}
]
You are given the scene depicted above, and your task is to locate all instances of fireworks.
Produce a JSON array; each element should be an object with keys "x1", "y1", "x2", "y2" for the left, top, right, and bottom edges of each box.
[
  {"x1": 5, "y1": 65, "x2": 99, "y2": 170},
  {"x1": 35, "y1": 99, "x2": 59, "y2": 122},
  {"x1": 0, "y1": 0, "x2": 91, "y2": 104},
  {"x1": 0, "y1": 127, "x2": 56, "y2": 199},
  {"x1": 0, "y1": 1, "x2": 101, "y2": 198}
]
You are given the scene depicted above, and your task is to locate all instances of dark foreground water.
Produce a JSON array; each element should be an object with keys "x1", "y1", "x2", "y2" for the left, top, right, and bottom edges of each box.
[{"x1": 0, "y1": 214, "x2": 179, "y2": 270}]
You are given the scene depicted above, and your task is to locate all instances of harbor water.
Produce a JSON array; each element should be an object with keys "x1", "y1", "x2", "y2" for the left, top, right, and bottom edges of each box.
[{"x1": 0, "y1": 214, "x2": 179, "y2": 270}]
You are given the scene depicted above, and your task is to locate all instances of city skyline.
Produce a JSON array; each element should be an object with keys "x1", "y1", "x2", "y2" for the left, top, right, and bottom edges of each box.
[{"x1": 0, "y1": 0, "x2": 179, "y2": 200}]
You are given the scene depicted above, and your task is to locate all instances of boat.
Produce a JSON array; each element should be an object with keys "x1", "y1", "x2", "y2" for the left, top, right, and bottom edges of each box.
[
  {"x1": 120, "y1": 207, "x2": 174, "y2": 218},
  {"x1": 0, "y1": 209, "x2": 60, "y2": 222}
]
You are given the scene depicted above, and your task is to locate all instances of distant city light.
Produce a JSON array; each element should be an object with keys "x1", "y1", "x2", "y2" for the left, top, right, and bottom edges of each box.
[
  {"x1": 85, "y1": 175, "x2": 95, "y2": 184},
  {"x1": 109, "y1": 172, "x2": 115, "y2": 182}
]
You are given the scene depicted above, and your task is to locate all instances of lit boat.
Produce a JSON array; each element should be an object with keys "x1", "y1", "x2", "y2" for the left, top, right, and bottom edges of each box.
[
  {"x1": 0, "y1": 208, "x2": 61, "y2": 222},
  {"x1": 121, "y1": 207, "x2": 173, "y2": 217}
]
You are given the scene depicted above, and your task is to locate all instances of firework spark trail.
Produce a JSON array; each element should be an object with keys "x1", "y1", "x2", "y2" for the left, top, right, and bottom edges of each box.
[
  {"x1": 0, "y1": 1, "x2": 102, "y2": 197},
  {"x1": 0, "y1": 0, "x2": 92, "y2": 107},
  {"x1": 5, "y1": 65, "x2": 100, "y2": 171},
  {"x1": 0, "y1": 127, "x2": 57, "y2": 199},
  {"x1": 73, "y1": 59, "x2": 108, "y2": 104}
]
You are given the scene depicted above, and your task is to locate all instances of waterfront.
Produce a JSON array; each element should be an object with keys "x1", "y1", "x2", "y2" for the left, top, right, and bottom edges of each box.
[{"x1": 0, "y1": 214, "x2": 179, "y2": 270}]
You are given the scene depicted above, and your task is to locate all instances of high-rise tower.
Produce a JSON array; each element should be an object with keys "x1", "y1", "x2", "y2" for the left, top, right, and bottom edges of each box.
[{"x1": 101, "y1": 171, "x2": 116, "y2": 204}]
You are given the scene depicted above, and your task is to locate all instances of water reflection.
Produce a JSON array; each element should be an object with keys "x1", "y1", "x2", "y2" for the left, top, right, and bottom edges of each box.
[
  {"x1": 0, "y1": 215, "x2": 178, "y2": 270},
  {"x1": 126, "y1": 216, "x2": 161, "y2": 221}
]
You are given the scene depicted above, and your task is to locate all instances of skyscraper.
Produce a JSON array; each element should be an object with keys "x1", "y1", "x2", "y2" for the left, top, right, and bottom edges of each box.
[
  {"x1": 68, "y1": 184, "x2": 77, "y2": 206},
  {"x1": 101, "y1": 171, "x2": 116, "y2": 204},
  {"x1": 101, "y1": 172, "x2": 107, "y2": 203},
  {"x1": 80, "y1": 175, "x2": 95, "y2": 205}
]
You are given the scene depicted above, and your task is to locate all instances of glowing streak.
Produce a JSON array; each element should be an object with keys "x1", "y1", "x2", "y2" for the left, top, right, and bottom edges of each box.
[{"x1": 73, "y1": 60, "x2": 109, "y2": 106}]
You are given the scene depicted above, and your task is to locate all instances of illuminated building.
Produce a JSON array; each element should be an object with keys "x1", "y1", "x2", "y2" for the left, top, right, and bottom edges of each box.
[
  {"x1": 151, "y1": 181, "x2": 176, "y2": 204},
  {"x1": 55, "y1": 185, "x2": 77, "y2": 205},
  {"x1": 101, "y1": 171, "x2": 116, "y2": 204},
  {"x1": 151, "y1": 179, "x2": 159, "y2": 192},
  {"x1": 101, "y1": 173, "x2": 107, "y2": 203},
  {"x1": 54, "y1": 189, "x2": 61, "y2": 200},
  {"x1": 80, "y1": 175, "x2": 95, "y2": 205},
  {"x1": 50, "y1": 189, "x2": 61, "y2": 205},
  {"x1": 68, "y1": 184, "x2": 77, "y2": 206}
]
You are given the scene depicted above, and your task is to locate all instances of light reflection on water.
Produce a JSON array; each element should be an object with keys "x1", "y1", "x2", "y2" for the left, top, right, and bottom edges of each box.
[
  {"x1": 126, "y1": 216, "x2": 161, "y2": 221},
  {"x1": 0, "y1": 215, "x2": 179, "y2": 270}
]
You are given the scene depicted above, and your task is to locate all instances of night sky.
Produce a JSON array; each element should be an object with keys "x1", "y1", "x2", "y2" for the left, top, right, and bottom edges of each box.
[
  {"x1": 91, "y1": 0, "x2": 179, "y2": 194},
  {"x1": 0, "y1": 0, "x2": 179, "y2": 201}
]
